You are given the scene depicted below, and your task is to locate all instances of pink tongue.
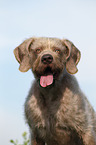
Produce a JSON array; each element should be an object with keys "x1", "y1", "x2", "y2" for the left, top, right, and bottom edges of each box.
[{"x1": 40, "y1": 75, "x2": 53, "y2": 87}]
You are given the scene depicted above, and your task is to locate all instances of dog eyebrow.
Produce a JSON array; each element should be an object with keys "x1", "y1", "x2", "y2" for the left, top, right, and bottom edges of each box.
[{"x1": 48, "y1": 38, "x2": 51, "y2": 49}]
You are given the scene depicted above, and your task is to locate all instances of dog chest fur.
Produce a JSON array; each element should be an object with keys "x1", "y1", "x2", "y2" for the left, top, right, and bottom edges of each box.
[{"x1": 25, "y1": 73, "x2": 87, "y2": 145}]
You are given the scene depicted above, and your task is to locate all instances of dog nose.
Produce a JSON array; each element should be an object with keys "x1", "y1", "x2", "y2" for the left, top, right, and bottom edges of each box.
[{"x1": 41, "y1": 54, "x2": 53, "y2": 64}]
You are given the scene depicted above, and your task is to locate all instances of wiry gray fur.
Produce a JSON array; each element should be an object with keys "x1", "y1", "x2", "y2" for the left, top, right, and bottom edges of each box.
[{"x1": 14, "y1": 37, "x2": 96, "y2": 145}]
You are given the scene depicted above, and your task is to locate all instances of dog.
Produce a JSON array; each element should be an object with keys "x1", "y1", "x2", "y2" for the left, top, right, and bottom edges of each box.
[{"x1": 14, "y1": 37, "x2": 96, "y2": 145}]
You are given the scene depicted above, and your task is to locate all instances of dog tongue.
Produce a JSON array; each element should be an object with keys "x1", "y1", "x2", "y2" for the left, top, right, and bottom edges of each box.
[{"x1": 40, "y1": 75, "x2": 53, "y2": 87}]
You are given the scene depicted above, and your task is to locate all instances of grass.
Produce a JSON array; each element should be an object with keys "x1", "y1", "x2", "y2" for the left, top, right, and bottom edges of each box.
[{"x1": 10, "y1": 132, "x2": 30, "y2": 145}]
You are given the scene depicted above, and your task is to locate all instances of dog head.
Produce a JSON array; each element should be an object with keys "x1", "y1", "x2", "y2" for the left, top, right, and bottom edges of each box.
[{"x1": 14, "y1": 37, "x2": 81, "y2": 87}]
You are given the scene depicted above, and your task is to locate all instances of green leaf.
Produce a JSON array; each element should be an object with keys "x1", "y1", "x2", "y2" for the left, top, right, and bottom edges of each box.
[
  {"x1": 10, "y1": 131, "x2": 30, "y2": 145},
  {"x1": 10, "y1": 140, "x2": 14, "y2": 143}
]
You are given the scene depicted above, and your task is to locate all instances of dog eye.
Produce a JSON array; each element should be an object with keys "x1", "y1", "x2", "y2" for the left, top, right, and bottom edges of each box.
[
  {"x1": 55, "y1": 49, "x2": 61, "y2": 54},
  {"x1": 35, "y1": 48, "x2": 41, "y2": 54}
]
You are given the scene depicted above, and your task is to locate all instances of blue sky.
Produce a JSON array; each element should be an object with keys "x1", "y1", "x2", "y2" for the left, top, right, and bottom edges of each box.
[{"x1": 0, "y1": 0, "x2": 96, "y2": 144}]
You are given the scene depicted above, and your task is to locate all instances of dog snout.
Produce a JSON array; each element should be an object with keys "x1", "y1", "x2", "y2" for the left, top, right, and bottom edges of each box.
[{"x1": 41, "y1": 54, "x2": 53, "y2": 64}]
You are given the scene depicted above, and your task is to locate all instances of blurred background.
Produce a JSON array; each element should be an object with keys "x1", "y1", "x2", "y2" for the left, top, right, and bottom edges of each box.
[{"x1": 0, "y1": 0, "x2": 96, "y2": 144}]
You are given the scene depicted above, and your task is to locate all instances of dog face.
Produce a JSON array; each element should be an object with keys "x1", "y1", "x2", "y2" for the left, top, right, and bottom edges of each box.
[{"x1": 14, "y1": 37, "x2": 81, "y2": 87}]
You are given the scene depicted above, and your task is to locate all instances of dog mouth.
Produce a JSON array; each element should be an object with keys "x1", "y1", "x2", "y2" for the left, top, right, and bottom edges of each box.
[{"x1": 39, "y1": 67, "x2": 54, "y2": 88}]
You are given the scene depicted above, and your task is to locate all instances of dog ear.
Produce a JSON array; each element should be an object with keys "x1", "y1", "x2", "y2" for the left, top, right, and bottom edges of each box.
[
  {"x1": 14, "y1": 38, "x2": 35, "y2": 72},
  {"x1": 63, "y1": 39, "x2": 81, "y2": 74}
]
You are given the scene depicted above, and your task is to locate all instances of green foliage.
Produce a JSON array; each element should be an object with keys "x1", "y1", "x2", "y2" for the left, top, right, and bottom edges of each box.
[{"x1": 10, "y1": 132, "x2": 30, "y2": 145}]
